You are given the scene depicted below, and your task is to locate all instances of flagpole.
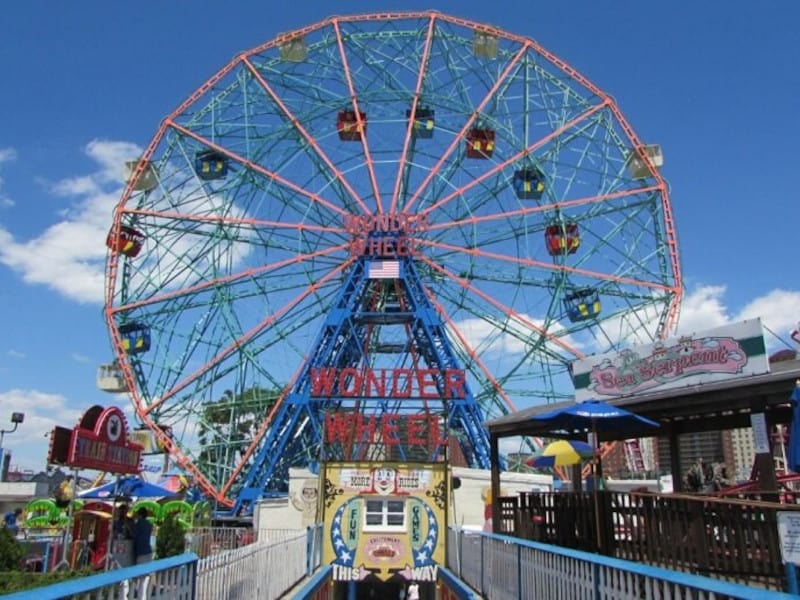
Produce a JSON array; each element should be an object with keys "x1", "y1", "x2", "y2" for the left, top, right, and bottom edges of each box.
[
  {"x1": 54, "y1": 468, "x2": 78, "y2": 571},
  {"x1": 104, "y1": 476, "x2": 122, "y2": 570}
]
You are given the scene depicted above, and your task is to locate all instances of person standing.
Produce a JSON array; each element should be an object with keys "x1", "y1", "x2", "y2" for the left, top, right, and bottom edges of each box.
[
  {"x1": 132, "y1": 507, "x2": 153, "y2": 564},
  {"x1": 114, "y1": 504, "x2": 134, "y2": 539},
  {"x1": 3, "y1": 508, "x2": 22, "y2": 536},
  {"x1": 407, "y1": 580, "x2": 420, "y2": 600}
]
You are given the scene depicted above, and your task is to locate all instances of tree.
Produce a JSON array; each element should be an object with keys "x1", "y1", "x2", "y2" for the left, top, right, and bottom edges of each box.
[
  {"x1": 0, "y1": 527, "x2": 23, "y2": 570},
  {"x1": 155, "y1": 513, "x2": 186, "y2": 559},
  {"x1": 196, "y1": 386, "x2": 279, "y2": 486}
]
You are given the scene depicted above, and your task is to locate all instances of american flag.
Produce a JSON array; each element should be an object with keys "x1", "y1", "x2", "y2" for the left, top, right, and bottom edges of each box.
[{"x1": 368, "y1": 260, "x2": 401, "y2": 279}]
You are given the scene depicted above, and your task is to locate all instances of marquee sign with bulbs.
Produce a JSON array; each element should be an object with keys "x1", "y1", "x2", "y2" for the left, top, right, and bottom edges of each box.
[{"x1": 48, "y1": 404, "x2": 142, "y2": 474}]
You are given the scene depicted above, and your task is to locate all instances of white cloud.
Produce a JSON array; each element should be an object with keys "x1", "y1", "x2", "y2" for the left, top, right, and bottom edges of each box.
[
  {"x1": 0, "y1": 139, "x2": 141, "y2": 304},
  {"x1": 453, "y1": 313, "x2": 583, "y2": 359},
  {"x1": 70, "y1": 353, "x2": 93, "y2": 364},
  {"x1": 450, "y1": 285, "x2": 800, "y2": 375},
  {"x1": 736, "y1": 289, "x2": 800, "y2": 342},
  {"x1": 0, "y1": 138, "x2": 255, "y2": 306},
  {"x1": 674, "y1": 285, "x2": 729, "y2": 335},
  {"x1": 0, "y1": 389, "x2": 83, "y2": 473},
  {"x1": 7, "y1": 350, "x2": 25, "y2": 359},
  {"x1": 0, "y1": 146, "x2": 17, "y2": 208},
  {"x1": 455, "y1": 316, "x2": 528, "y2": 355},
  {"x1": 676, "y1": 285, "x2": 800, "y2": 348}
]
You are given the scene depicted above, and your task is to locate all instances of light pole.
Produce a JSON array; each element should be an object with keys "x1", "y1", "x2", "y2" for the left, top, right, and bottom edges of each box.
[{"x1": 0, "y1": 412, "x2": 25, "y2": 449}]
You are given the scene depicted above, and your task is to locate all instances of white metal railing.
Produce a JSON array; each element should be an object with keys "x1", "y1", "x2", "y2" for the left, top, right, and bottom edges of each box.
[{"x1": 196, "y1": 530, "x2": 307, "y2": 600}]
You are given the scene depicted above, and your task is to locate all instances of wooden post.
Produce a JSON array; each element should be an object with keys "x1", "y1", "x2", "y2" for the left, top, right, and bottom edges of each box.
[
  {"x1": 668, "y1": 428, "x2": 682, "y2": 493},
  {"x1": 751, "y1": 397, "x2": 778, "y2": 496},
  {"x1": 490, "y1": 433, "x2": 501, "y2": 533}
]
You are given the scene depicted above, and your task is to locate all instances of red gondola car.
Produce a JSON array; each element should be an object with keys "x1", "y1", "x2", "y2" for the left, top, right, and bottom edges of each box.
[
  {"x1": 337, "y1": 110, "x2": 366, "y2": 141},
  {"x1": 466, "y1": 128, "x2": 495, "y2": 159},
  {"x1": 106, "y1": 226, "x2": 145, "y2": 258},
  {"x1": 545, "y1": 222, "x2": 580, "y2": 256}
]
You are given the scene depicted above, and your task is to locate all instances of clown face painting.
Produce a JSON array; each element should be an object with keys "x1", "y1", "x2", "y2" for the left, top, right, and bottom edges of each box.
[{"x1": 372, "y1": 467, "x2": 397, "y2": 495}]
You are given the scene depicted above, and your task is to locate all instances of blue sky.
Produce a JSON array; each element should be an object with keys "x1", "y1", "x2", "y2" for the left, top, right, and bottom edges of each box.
[{"x1": 1, "y1": 1, "x2": 799, "y2": 474}]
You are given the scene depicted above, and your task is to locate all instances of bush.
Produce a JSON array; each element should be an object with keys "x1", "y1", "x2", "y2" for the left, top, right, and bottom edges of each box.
[
  {"x1": 155, "y1": 513, "x2": 186, "y2": 558},
  {"x1": 0, "y1": 568, "x2": 95, "y2": 594},
  {"x1": 0, "y1": 527, "x2": 24, "y2": 570}
]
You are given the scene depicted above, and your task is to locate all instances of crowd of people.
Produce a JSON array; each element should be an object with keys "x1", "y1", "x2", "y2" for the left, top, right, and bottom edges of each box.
[{"x1": 683, "y1": 457, "x2": 732, "y2": 493}]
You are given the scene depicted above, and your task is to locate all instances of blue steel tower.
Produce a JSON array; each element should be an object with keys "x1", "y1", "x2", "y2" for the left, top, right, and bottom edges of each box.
[{"x1": 231, "y1": 240, "x2": 492, "y2": 514}]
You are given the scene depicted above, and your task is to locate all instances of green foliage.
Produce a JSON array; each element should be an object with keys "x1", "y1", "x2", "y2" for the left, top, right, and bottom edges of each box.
[
  {"x1": 196, "y1": 386, "x2": 279, "y2": 482},
  {"x1": 0, "y1": 527, "x2": 24, "y2": 570},
  {"x1": 0, "y1": 568, "x2": 95, "y2": 594},
  {"x1": 192, "y1": 500, "x2": 212, "y2": 527},
  {"x1": 155, "y1": 513, "x2": 187, "y2": 559}
]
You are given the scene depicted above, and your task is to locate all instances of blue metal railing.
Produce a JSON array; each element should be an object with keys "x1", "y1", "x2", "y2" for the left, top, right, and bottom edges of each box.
[
  {"x1": 0, "y1": 553, "x2": 197, "y2": 600},
  {"x1": 448, "y1": 528, "x2": 798, "y2": 600},
  {"x1": 10, "y1": 526, "x2": 794, "y2": 599},
  {"x1": 294, "y1": 565, "x2": 333, "y2": 598}
]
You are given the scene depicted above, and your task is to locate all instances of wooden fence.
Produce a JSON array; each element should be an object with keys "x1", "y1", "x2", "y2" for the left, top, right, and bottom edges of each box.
[{"x1": 496, "y1": 490, "x2": 800, "y2": 591}]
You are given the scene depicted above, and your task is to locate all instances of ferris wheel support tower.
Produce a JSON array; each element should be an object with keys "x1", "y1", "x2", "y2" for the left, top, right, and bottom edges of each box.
[{"x1": 231, "y1": 246, "x2": 492, "y2": 514}]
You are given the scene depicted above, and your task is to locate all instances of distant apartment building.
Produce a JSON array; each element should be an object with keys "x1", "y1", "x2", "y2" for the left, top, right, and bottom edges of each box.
[
  {"x1": 652, "y1": 424, "x2": 788, "y2": 485},
  {"x1": 729, "y1": 427, "x2": 756, "y2": 480}
]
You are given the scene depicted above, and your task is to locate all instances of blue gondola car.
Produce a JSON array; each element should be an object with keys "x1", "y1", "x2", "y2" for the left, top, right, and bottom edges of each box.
[
  {"x1": 195, "y1": 151, "x2": 229, "y2": 180},
  {"x1": 406, "y1": 106, "x2": 435, "y2": 138},
  {"x1": 513, "y1": 168, "x2": 545, "y2": 200},
  {"x1": 563, "y1": 288, "x2": 601, "y2": 322},
  {"x1": 119, "y1": 322, "x2": 151, "y2": 355}
]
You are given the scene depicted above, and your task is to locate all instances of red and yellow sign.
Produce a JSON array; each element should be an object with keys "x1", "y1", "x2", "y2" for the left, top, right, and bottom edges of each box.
[{"x1": 49, "y1": 405, "x2": 142, "y2": 474}]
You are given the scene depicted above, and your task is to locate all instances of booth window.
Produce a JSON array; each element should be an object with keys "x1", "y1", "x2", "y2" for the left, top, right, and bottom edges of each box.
[{"x1": 364, "y1": 498, "x2": 406, "y2": 531}]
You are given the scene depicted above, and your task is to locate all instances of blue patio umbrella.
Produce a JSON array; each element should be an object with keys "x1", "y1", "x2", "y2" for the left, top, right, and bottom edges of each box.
[
  {"x1": 531, "y1": 399, "x2": 660, "y2": 439},
  {"x1": 788, "y1": 385, "x2": 800, "y2": 473},
  {"x1": 531, "y1": 400, "x2": 659, "y2": 549},
  {"x1": 78, "y1": 475, "x2": 178, "y2": 500}
]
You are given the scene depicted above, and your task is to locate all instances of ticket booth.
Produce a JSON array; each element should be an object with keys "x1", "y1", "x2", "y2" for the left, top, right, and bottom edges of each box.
[{"x1": 72, "y1": 502, "x2": 113, "y2": 570}]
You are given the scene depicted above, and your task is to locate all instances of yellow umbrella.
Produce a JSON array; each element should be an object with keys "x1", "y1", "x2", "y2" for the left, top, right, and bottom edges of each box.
[{"x1": 525, "y1": 440, "x2": 595, "y2": 468}]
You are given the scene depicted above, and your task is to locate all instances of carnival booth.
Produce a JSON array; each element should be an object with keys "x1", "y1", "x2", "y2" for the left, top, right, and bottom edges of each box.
[
  {"x1": 47, "y1": 404, "x2": 144, "y2": 570},
  {"x1": 71, "y1": 501, "x2": 113, "y2": 570}
]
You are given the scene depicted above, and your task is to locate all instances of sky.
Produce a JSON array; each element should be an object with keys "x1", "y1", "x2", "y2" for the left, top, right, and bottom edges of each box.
[{"x1": 0, "y1": 1, "x2": 799, "y2": 474}]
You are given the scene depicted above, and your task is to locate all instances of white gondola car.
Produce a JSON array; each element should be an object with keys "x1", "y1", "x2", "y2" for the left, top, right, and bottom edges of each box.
[
  {"x1": 125, "y1": 160, "x2": 158, "y2": 192},
  {"x1": 97, "y1": 363, "x2": 128, "y2": 393},
  {"x1": 279, "y1": 36, "x2": 308, "y2": 62},
  {"x1": 625, "y1": 145, "x2": 663, "y2": 179},
  {"x1": 473, "y1": 30, "x2": 498, "y2": 58}
]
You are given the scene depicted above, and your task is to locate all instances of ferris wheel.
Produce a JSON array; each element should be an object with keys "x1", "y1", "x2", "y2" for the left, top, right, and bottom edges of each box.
[{"x1": 103, "y1": 11, "x2": 681, "y2": 506}]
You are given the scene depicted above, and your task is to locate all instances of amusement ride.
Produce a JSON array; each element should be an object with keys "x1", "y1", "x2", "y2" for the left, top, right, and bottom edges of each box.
[{"x1": 100, "y1": 12, "x2": 681, "y2": 515}]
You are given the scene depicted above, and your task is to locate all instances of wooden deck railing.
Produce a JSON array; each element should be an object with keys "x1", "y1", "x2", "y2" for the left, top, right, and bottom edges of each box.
[{"x1": 496, "y1": 490, "x2": 800, "y2": 591}]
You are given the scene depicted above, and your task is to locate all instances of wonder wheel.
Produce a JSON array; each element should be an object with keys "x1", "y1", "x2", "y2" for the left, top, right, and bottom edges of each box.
[{"x1": 103, "y1": 11, "x2": 681, "y2": 506}]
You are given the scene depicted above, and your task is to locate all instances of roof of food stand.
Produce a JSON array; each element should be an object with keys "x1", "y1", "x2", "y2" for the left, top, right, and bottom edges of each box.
[{"x1": 487, "y1": 358, "x2": 800, "y2": 442}]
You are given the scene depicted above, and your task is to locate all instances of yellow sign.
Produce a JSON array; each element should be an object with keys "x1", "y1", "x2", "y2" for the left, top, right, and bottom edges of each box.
[{"x1": 322, "y1": 462, "x2": 447, "y2": 582}]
